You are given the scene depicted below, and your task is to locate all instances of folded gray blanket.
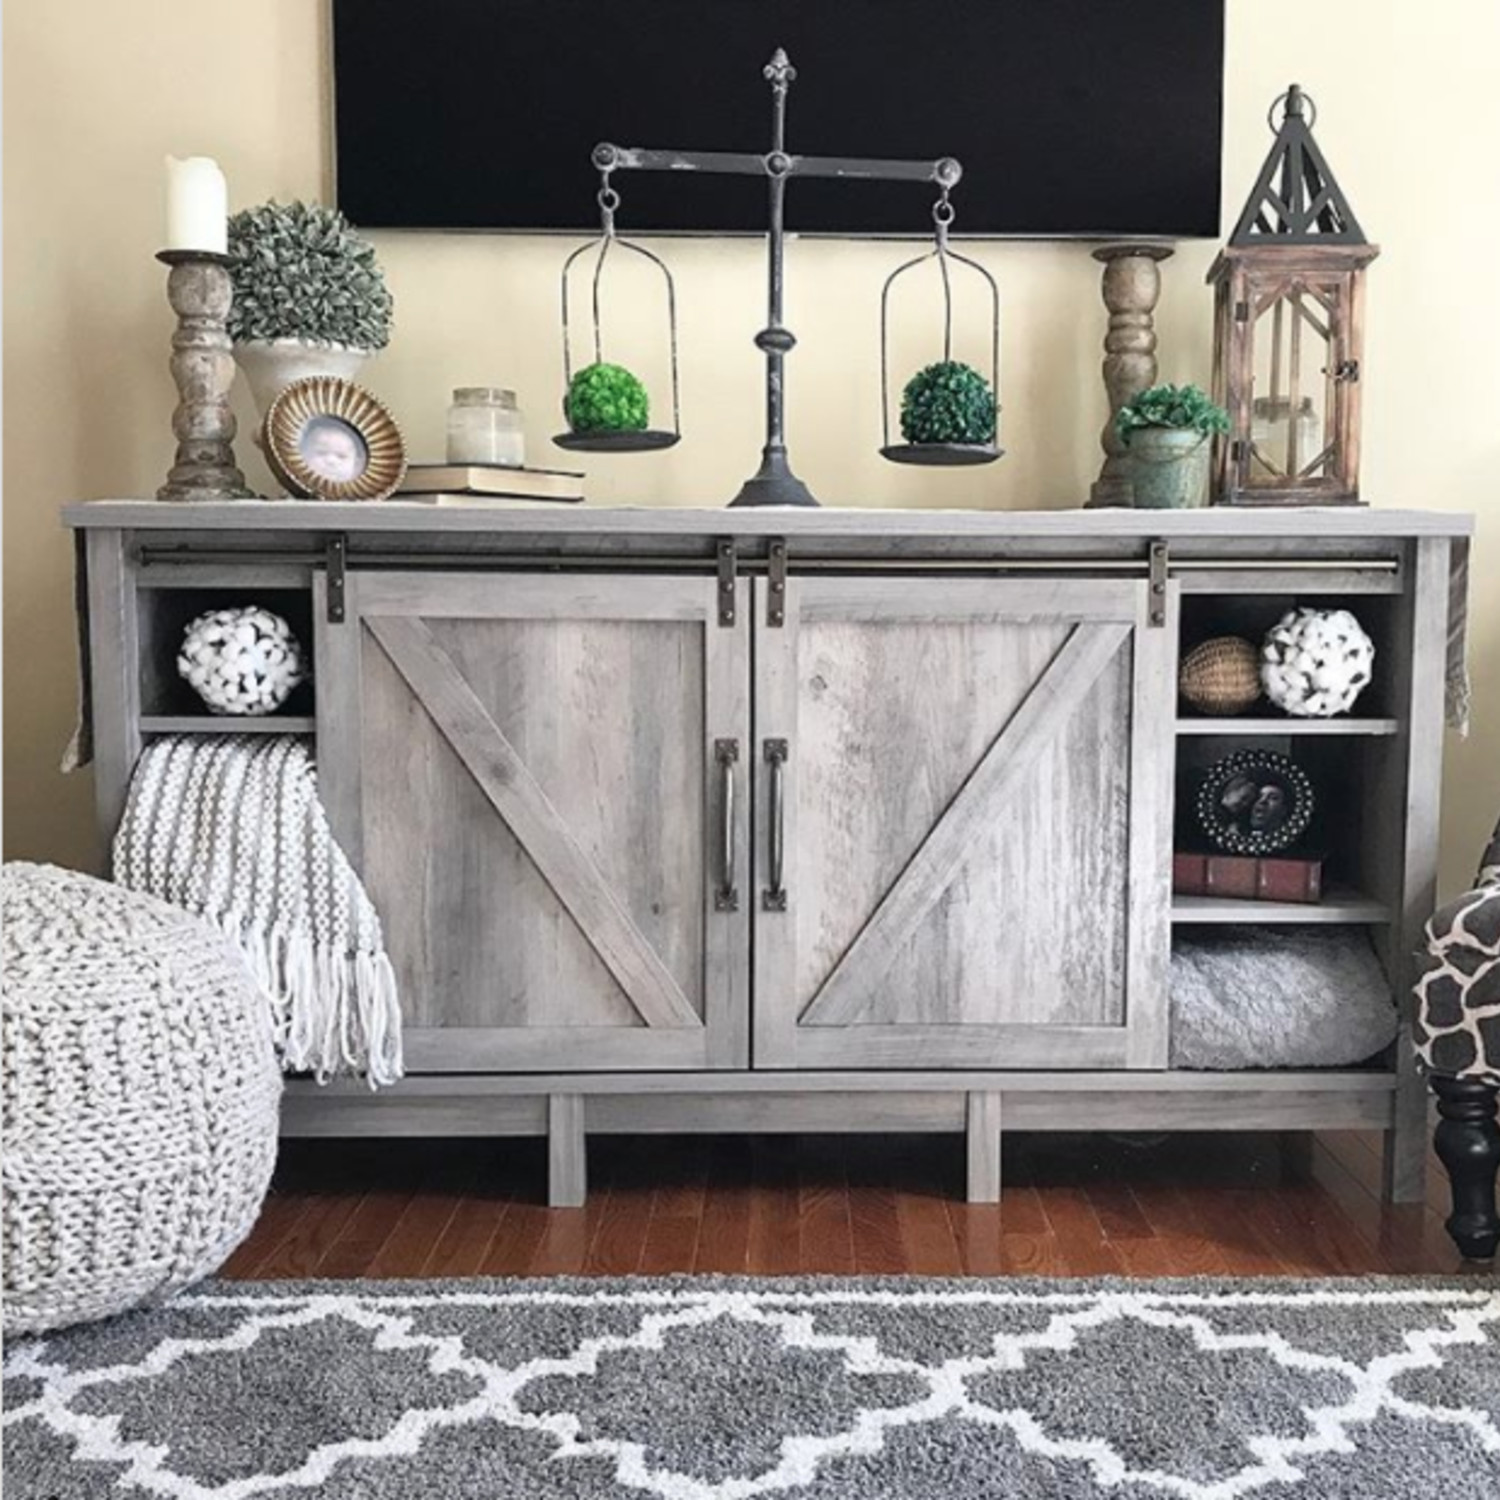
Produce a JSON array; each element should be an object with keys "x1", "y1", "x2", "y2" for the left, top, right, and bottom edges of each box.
[{"x1": 113, "y1": 734, "x2": 403, "y2": 1087}]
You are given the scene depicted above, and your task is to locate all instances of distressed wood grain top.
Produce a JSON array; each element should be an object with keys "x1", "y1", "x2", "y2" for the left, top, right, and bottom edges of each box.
[{"x1": 61, "y1": 498, "x2": 1472, "y2": 538}]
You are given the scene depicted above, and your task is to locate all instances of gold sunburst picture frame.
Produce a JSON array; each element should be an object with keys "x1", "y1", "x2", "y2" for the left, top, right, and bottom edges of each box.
[{"x1": 264, "y1": 376, "x2": 407, "y2": 501}]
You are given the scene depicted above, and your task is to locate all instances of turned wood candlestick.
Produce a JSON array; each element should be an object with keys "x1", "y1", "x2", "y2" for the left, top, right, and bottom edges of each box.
[
  {"x1": 1087, "y1": 241, "x2": 1173, "y2": 509},
  {"x1": 156, "y1": 249, "x2": 254, "y2": 501}
]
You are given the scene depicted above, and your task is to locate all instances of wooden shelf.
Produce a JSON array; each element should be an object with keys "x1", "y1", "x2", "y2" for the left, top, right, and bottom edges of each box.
[
  {"x1": 1171, "y1": 886, "x2": 1390, "y2": 925},
  {"x1": 1175, "y1": 717, "x2": 1399, "y2": 736},
  {"x1": 139, "y1": 715, "x2": 315, "y2": 735}
]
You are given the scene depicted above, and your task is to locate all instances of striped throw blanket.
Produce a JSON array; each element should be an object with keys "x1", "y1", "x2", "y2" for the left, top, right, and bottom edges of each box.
[{"x1": 113, "y1": 734, "x2": 403, "y2": 1087}]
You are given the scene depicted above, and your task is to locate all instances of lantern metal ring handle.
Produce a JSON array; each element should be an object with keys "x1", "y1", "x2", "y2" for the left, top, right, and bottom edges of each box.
[
  {"x1": 879, "y1": 187, "x2": 1002, "y2": 466},
  {"x1": 554, "y1": 167, "x2": 682, "y2": 453},
  {"x1": 1267, "y1": 85, "x2": 1317, "y2": 134}
]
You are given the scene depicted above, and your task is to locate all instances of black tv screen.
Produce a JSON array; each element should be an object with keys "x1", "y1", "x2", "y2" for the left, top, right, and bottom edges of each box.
[{"x1": 333, "y1": 1, "x2": 1223, "y2": 238}]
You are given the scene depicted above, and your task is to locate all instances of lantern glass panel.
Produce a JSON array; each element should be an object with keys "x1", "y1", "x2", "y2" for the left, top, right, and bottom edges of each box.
[{"x1": 1246, "y1": 281, "x2": 1340, "y2": 490}]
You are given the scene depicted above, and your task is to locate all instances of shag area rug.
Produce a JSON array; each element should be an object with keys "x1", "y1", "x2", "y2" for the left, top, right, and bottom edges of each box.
[{"x1": 5, "y1": 1276, "x2": 1500, "y2": 1498}]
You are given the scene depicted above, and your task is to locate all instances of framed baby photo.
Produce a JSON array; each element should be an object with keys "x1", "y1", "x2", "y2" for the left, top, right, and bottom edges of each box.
[{"x1": 263, "y1": 376, "x2": 407, "y2": 501}]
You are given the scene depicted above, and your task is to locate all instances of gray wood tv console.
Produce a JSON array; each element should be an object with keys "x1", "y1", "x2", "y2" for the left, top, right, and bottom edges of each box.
[{"x1": 65, "y1": 501, "x2": 1469, "y2": 1207}]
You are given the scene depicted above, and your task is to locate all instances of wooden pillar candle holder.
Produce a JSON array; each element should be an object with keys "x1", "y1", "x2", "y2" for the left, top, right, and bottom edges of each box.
[
  {"x1": 156, "y1": 249, "x2": 254, "y2": 501},
  {"x1": 1087, "y1": 241, "x2": 1173, "y2": 509}
]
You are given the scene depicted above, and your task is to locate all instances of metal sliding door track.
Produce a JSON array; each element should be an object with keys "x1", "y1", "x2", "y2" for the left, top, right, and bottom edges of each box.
[{"x1": 135, "y1": 543, "x2": 1402, "y2": 578}]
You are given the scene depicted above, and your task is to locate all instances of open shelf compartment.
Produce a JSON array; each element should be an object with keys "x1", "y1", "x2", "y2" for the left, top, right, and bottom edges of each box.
[
  {"x1": 1169, "y1": 580, "x2": 1408, "y2": 936},
  {"x1": 136, "y1": 585, "x2": 316, "y2": 724},
  {"x1": 1176, "y1": 590, "x2": 1399, "y2": 725}
]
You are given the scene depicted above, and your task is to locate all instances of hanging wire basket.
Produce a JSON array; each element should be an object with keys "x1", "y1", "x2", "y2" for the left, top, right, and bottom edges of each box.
[
  {"x1": 553, "y1": 170, "x2": 681, "y2": 454},
  {"x1": 879, "y1": 188, "x2": 1002, "y2": 467}
]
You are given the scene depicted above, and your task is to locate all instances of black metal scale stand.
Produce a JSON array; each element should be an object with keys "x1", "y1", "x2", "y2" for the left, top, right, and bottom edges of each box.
[{"x1": 565, "y1": 49, "x2": 996, "y2": 509}]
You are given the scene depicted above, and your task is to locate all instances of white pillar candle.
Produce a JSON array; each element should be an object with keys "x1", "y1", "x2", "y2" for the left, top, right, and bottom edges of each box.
[{"x1": 165, "y1": 155, "x2": 228, "y2": 254}]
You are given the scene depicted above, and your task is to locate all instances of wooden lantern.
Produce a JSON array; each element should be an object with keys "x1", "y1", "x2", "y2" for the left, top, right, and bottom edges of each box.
[{"x1": 1209, "y1": 86, "x2": 1377, "y2": 506}]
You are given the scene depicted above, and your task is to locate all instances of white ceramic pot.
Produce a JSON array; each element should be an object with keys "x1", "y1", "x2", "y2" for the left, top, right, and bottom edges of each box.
[{"x1": 233, "y1": 338, "x2": 369, "y2": 423}]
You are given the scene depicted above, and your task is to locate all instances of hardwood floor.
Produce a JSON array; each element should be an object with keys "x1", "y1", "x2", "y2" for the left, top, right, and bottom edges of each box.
[{"x1": 222, "y1": 1129, "x2": 1484, "y2": 1281}]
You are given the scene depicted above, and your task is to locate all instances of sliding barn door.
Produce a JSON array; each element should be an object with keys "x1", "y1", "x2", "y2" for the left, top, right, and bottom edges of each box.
[
  {"x1": 752, "y1": 575, "x2": 1174, "y2": 1070},
  {"x1": 316, "y1": 571, "x2": 750, "y2": 1072}
]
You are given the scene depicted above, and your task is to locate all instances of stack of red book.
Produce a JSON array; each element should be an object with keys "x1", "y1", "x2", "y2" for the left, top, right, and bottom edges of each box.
[{"x1": 1171, "y1": 852, "x2": 1323, "y2": 904}]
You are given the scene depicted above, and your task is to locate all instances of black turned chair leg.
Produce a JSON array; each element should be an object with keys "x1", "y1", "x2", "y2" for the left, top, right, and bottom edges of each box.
[{"x1": 1432, "y1": 1075, "x2": 1500, "y2": 1261}]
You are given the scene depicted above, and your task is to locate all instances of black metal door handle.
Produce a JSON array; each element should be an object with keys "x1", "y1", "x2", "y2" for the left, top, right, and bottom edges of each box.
[
  {"x1": 714, "y1": 738, "x2": 739, "y2": 912},
  {"x1": 763, "y1": 738, "x2": 788, "y2": 912}
]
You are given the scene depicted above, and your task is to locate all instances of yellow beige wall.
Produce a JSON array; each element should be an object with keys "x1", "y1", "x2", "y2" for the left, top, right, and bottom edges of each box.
[{"x1": 5, "y1": 1, "x2": 1498, "y2": 890}]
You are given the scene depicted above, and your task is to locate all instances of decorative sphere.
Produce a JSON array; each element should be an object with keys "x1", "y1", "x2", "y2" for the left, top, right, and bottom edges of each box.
[
  {"x1": 899, "y1": 360, "x2": 996, "y2": 446},
  {"x1": 1179, "y1": 636, "x2": 1262, "y2": 715},
  {"x1": 1261, "y1": 607, "x2": 1376, "y2": 718},
  {"x1": 564, "y1": 362, "x2": 649, "y2": 434},
  {"x1": 178, "y1": 606, "x2": 308, "y2": 716}
]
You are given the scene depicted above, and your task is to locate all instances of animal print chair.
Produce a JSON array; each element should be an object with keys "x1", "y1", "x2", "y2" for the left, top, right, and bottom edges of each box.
[{"x1": 1414, "y1": 818, "x2": 1500, "y2": 1259}]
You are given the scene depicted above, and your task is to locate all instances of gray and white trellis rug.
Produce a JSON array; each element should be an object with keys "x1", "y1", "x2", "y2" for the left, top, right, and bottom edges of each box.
[{"x1": 5, "y1": 1276, "x2": 1500, "y2": 1498}]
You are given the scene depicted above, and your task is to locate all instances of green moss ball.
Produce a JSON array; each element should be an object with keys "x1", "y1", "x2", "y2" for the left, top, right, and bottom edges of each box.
[
  {"x1": 899, "y1": 360, "x2": 996, "y2": 446},
  {"x1": 564, "y1": 362, "x2": 650, "y2": 434}
]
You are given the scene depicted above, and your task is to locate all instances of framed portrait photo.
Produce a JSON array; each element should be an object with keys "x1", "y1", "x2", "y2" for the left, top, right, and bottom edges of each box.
[
  {"x1": 264, "y1": 376, "x2": 407, "y2": 501},
  {"x1": 1194, "y1": 749, "x2": 1316, "y2": 856}
]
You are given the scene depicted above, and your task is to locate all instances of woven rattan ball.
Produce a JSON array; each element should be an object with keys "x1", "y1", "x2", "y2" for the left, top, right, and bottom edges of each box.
[
  {"x1": 1179, "y1": 636, "x2": 1262, "y2": 715},
  {"x1": 1, "y1": 863, "x2": 281, "y2": 1334}
]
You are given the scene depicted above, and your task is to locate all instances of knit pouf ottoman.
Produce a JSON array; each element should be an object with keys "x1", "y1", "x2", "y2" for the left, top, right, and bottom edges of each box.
[{"x1": 1, "y1": 863, "x2": 282, "y2": 1334}]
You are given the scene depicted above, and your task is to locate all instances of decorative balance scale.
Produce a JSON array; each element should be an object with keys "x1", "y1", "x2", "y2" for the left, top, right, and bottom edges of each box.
[{"x1": 553, "y1": 49, "x2": 1001, "y2": 508}]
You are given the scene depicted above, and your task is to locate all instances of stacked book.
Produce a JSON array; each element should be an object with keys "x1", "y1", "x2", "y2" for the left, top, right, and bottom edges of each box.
[
  {"x1": 394, "y1": 464, "x2": 585, "y2": 506},
  {"x1": 1172, "y1": 851, "x2": 1324, "y2": 904}
]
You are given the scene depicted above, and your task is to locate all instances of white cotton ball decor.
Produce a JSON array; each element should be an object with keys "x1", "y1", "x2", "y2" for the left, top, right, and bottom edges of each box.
[
  {"x1": 1260, "y1": 607, "x2": 1375, "y2": 718},
  {"x1": 178, "y1": 607, "x2": 308, "y2": 715}
]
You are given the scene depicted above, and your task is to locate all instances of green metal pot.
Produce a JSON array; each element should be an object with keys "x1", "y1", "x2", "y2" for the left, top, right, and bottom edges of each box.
[{"x1": 1124, "y1": 427, "x2": 1212, "y2": 509}]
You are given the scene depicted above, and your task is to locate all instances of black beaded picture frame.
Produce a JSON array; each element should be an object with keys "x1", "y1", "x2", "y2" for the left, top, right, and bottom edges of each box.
[{"x1": 1195, "y1": 748, "x2": 1316, "y2": 856}]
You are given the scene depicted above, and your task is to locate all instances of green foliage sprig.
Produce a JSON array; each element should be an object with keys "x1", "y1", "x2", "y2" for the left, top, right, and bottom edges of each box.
[
  {"x1": 900, "y1": 361, "x2": 996, "y2": 446},
  {"x1": 227, "y1": 201, "x2": 393, "y2": 349},
  {"x1": 1115, "y1": 383, "x2": 1228, "y2": 444},
  {"x1": 565, "y1": 362, "x2": 650, "y2": 433}
]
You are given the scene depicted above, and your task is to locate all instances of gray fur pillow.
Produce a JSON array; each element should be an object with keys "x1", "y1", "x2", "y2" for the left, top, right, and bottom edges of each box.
[{"x1": 1170, "y1": 926, "x2": 1397, "y2": 1070}]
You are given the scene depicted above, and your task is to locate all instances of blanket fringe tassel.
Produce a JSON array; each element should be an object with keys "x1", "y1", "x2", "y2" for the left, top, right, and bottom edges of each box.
[{"x1": 219, "y1": 914, "x2": 404, "y2": 1089}]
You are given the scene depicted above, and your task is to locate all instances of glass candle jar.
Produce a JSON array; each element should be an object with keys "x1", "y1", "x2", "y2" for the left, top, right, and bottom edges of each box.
[
  {"x1": 446, "y1": 387, "x2": 525, "y2": 468},
  {"x1": 1250, "y1": 395, "x2": 1321, "y2": 479}
]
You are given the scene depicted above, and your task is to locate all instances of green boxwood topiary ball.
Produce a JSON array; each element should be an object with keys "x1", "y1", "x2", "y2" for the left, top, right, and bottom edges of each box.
[
  {"x1": 1114, "y1": 382, "x2": 1229, "y2": 443},
  {"x1": 564, "y1": 362, "x2": 650, "y2": 434},
  {"x1": 900, "y1": 360, "x2": 996, "y2": 446}
]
